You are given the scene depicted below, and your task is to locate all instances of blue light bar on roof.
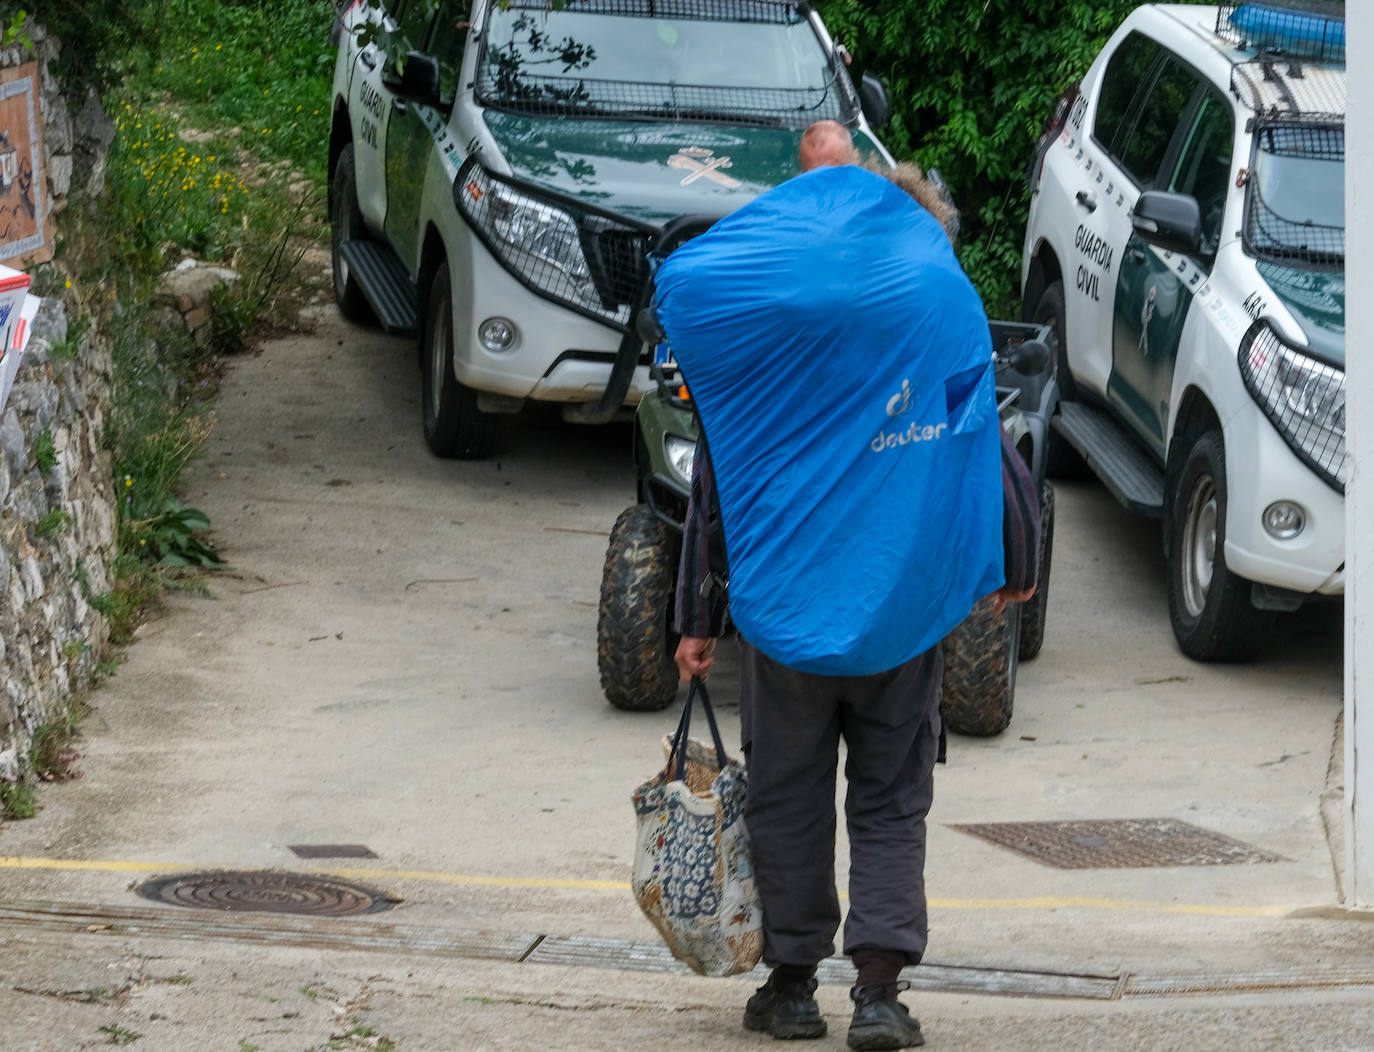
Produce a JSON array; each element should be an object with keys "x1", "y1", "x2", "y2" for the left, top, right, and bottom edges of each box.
[{"x1": 1228, "y1": 3, "x2": 1345, "y2": 60}]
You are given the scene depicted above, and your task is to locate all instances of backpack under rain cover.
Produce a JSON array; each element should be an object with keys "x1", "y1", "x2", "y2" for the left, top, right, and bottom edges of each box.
[{"x1": 654, "y1": 165, "x2": 1004, "y2": 676}]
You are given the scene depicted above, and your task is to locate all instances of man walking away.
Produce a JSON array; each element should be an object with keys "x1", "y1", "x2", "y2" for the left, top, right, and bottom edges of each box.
[{"x1": 659, "y1": 163, "x2": 1038, "y2": 1050}]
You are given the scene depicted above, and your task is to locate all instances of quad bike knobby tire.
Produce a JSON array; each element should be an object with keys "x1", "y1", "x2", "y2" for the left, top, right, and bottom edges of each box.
[
  {"x1": 598, "y1": 505, "x2": 682, "y2": 711},
  {"x1": 941, "y1": 594, "x2": 1021, "y2": 737},
  {"x1": 1018, "y1": 479, "x2": 1055, "y2": 661}
]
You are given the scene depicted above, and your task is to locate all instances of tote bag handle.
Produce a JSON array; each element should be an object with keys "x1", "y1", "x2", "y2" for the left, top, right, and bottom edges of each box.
[{"x1": 668, "y1": 676, "x2": 729, "y2": 781}]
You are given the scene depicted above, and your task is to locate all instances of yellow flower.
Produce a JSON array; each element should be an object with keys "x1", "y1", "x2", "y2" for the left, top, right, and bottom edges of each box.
[{"x1": 124, "y1": 476, "x2": 133, "y2": 487}]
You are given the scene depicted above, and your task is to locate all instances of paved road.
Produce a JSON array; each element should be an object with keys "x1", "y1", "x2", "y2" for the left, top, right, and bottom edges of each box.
[{"x1": 1, "y1": 308, "x2": 1367, "y2": 1050}]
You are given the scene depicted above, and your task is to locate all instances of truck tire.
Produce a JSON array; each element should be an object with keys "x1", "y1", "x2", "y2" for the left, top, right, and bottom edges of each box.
[
  {"x1": 421, "y1": 262, "x2": 498, "y2": 459},
  {"x1": 329, "y1": 144, "x2": 374, "y2": 325},
  {"x1": 1166, "y1": 431, "x2": 1273, "y2": 660},
  {"x1": 941, "y1": 595, "x2": 1020, "y2": 737},
  {"x1": 1031, "y1": 281, "x2": 1088, "y2": 479},
  {"x1": 1018, "y1": 480, "x2": 1054, "y2": 660},
  {"x1": 598, "y1": 505, "x2": 682, "y2": 712}
]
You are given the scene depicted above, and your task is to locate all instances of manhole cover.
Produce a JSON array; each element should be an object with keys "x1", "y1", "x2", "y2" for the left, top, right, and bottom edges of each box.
[
  {"x1": 949, "y1": 818, "x2": 1286, "y2": 869},
  {"x1": 135, "y1": 871, "x2": 397, "y2": 916}
]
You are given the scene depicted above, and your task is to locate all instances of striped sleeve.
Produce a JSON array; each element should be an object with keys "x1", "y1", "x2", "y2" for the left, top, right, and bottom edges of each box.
[{"x1": 1000, "y1": 425, "x2": 1042, "y2": 593}]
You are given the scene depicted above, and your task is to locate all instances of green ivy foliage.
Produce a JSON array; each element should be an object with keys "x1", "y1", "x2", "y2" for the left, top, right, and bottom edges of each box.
[
  {"x1": 816, "y1": 0, "x2": 1194, "y2": 315},
  {"x1": 5, "y1": 1, "x2": 149, "y2": 92}
]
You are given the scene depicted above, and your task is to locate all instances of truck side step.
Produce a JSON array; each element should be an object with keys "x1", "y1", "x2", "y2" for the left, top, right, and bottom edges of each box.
[
  {"x1": 340, "y1": 240, "x2": 417, "y2": 335},
  {"x1": 1053, "y1": 401, "x2": 1164, "y2": 516}
]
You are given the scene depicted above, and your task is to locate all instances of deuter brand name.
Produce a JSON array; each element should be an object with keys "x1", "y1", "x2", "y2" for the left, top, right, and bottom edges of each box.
[{"x1": 871, "y1": 421, "x2": 948, "y2": 453}]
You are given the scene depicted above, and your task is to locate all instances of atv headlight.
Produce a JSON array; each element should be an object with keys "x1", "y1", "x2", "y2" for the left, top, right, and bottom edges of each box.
[
  {"x1": 1238, "y1": 322, "x2": 1347, "y2": 492},
  {"x1": 665, "y1": 435, "x2": 697, "y2": 485},
  {"x1": 456, "y1": 165, "x2": 600, "y2": 315}
]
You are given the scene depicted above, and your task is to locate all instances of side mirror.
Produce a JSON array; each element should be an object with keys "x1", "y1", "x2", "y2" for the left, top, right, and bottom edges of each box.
[
  {"x1": 1131, "y1": 191, "x2": 1202, "y2": 256},
  {"x1": 385, "y1": 51, "x2": 442, "y2": 107},
  {"x1": 859, "y1": 72, "x2": 891, "y2": 129},
  {"x1": 1008, "y1": 338, "x2": 1051, "y2": 377}
]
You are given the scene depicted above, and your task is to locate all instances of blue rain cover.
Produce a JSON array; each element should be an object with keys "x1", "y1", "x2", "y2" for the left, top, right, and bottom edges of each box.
[{"x1": 655, "y1": 165, "x2": 1004, "y2": 676}]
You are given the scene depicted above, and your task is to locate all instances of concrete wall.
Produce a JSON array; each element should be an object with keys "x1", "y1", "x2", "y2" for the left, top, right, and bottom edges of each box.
[{"x1": 0, "y1": 24, "x2": 118, "y2": 784}]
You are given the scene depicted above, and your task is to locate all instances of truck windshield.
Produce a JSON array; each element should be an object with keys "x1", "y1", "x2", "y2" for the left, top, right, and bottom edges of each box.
[
  {"x1": 477, "y1": 1, "x2": 853, "y2": 127},
  {"x1": 1245, "y1": 123, "x2": 1344, "y2": 266}
]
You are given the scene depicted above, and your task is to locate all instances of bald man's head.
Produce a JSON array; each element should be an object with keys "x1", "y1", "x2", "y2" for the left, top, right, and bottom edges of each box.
[{"x1": 799, "y1": 120, "x2": 860, "y2": 171}]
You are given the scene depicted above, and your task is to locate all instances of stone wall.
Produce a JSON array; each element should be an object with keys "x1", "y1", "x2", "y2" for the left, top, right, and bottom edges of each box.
[{"x1": 0, "y1": 24, "x2": 117, "y2": 786}]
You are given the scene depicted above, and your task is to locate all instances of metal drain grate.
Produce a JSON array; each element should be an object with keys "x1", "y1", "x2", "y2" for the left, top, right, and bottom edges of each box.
[
  {"x1": 949, "y1": 818, "x2": 1286, "y2": 869},
  {"x1": 135, "y1": 871, "x2": 398, "y2": 916}
]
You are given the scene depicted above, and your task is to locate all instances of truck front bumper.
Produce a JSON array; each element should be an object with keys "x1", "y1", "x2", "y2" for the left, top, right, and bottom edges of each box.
[{"x1": 1222, "y1": 407, "x2": 1345, "y2": 596}]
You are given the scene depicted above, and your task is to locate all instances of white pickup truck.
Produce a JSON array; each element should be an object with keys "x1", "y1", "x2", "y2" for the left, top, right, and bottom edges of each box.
[
  {"x1": 1020, "y1": 1, "x2": 1345, "y2": 660},
  {"x1": 328, "y1": 0, "x2": 889, "y2": 458}
]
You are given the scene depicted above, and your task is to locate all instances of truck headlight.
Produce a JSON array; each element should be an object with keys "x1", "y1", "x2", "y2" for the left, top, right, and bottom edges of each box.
[
  {"x1": 1238, "y1": 321, "x2": 1347, "y2": 492},
  {"x1": 665, "y1": 435, "x2": 697, "y2": 485},
  {"x1": 456, "y1": 165, "x2": 601, "y2": 316}
]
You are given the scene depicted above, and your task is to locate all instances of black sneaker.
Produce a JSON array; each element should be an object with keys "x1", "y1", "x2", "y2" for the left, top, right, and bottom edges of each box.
[
  {"x1": 847, "y1": 983, "x2": 924, "y2": 1050},
  {"x1": 742, "y1": 970, "x2": 827, "y2": 1040}
]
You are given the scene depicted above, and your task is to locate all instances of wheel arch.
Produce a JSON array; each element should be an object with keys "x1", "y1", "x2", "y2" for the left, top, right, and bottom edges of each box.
[
  {"x1": 1021, "y1": 243, "x2": 1063, "y2": 322},
  {"x1": 329, "y1": 99, "x2": 352, "y2": 185},
  {"x1": 417, "y1": 224, "x2": 449, "y2": 326},
  {"x1": 1164, "y1": 386, "x2": 1223, "y2": 547}
]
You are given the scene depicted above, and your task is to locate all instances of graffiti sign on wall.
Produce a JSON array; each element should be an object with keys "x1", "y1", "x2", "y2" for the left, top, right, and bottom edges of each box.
[{"x1": 0, "y1": 63, "x2": 48, "y2": 265}]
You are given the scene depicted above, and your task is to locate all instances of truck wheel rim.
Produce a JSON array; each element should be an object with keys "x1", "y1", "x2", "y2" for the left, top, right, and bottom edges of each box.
[
  {"x1": 1181, "y1": 475, "x2": 1218, "y2": 619},
  {"x1": 330, "y1": 184, "x2": 353, "y2": 292},
  {"x1": 429, "y1": 306, "x2": 448, "y2": 420}
]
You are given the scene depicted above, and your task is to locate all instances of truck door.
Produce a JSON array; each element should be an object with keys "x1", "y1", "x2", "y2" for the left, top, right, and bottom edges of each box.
[
  {"x1": 348, "y1": 2, "x2": 396, "y2": 228},
  {"x1": 384, "y1": 1, "x2": 470, "y2": 271},
  {"x1": 367, "y1": 0, "x2": 439, "y2": 267},
  {"x1": 1061, "y1": 32, "x2": 1175, "y2": 396},
  {"x1": 1109, "y1": 80, "x2": 1234, "y2": 458}
]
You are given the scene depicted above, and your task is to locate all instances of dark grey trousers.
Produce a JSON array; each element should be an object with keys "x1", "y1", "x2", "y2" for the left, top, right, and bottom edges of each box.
[{"x1": 739, "y1": 640, "x2": 943, "y2": 968}]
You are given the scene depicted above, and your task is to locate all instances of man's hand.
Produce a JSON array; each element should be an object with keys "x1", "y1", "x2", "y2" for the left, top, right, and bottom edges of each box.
[
  {"x1": 987, "y1": 585, "x2": 1035, "y2": 615},
  {"x1": 675, "y1": 636, "x2": 717, "y2": 682}
]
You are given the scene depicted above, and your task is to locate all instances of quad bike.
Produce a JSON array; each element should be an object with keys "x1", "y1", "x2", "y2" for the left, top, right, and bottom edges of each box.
[{"x1": 597, "y1": 314, "x2": 1057, "y2": 737}]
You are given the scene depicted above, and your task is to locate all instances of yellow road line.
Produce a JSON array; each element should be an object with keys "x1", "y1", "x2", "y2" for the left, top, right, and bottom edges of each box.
[
  {"x1": 0, "y1": 856, "x2": 180, "y2": 874},
  {"x1": 0, "y1": 856, "x2": 1297, "y2": 917}
]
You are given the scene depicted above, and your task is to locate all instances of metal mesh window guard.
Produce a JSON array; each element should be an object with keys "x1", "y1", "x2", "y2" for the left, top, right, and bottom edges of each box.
[
  {"x1": 455, "y1": 161, "x2": 653, "y2": 331},
  {"x1": 1215, "y1": 1, "x2": 1345, "y2": 63},
  {"x1": 477, "y1": 0, "x2": 855, "y2": 128},
  {"x1": 501, "y1": 0, "x2": 808, "y2": 24},
  {"x1": 476, "y1": 73, "x2": 848, "y2": 127},
  {"x1": 1243, "y1": 123, "x2": 1344, "y2": 267},
  {"x1": 1230, "y1": 60, "x2": 1345, "y2": 122},
  {"x1": 1237, "y1": 320, "x2": 1346, "y2": 492}
]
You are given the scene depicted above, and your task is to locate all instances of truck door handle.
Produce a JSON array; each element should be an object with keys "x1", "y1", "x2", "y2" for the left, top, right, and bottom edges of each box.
[
  {"x1": 1075, "y1": 190, "x2": 1097, "y2": 213},
  {"x1": 359, "y1": 49, "x2": 378, "y2": 71}
]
